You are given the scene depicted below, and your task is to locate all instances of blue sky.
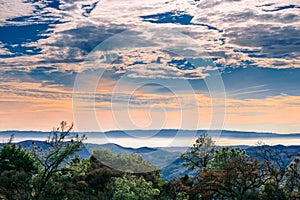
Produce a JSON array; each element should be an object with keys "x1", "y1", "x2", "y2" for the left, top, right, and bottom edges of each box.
[{"x1": 0, "y1": 0, "x2": 299, "y2": 133}]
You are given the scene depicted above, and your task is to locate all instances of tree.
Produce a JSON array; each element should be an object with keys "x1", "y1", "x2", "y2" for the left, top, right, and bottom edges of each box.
[
  {"x1": 30, "y1": 121, "x2": 86, "y2": 199},
  {"x1": 253, "y1": 143, "x2": 298, "y2": 184},
  {"x1": 0, "y1": 142, "x2": 37, "y2": 174},
  {"x1": 165, "y1": 175, "x2": 192, "y2": 200},
  {"x1": 251, "y1": 143, "x2": 299, "y2": 199},
  {"x1": 112, "y1": 174, "x2": 160, "y2": 200},
  {"x1": 0, "y1": 141, "x2": 38, "y2": 200},
  {"x1": 195, "y1": 148, "x2": 262, "y2": 199},
  {"x1": 92, "y1": 149, "x2": 156, "y2": 173},
  {"x1": 284, "y1": 157, "x2": 300, "y2": 199},
  {"x1": 83, "y1": 155, "x2": 123, "y2": 199},
  {"x1": 180, "y1": 133, "x2": 215, "y2": 172}
]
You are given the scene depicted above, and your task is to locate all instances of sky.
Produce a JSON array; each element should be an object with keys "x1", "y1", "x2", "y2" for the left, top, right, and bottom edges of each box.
[{"x1": 0, "y1": 0, "x2": 300, "y2": 133}]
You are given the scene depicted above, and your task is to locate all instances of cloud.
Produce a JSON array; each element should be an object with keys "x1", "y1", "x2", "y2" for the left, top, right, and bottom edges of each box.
[
  {"x1": 1, "y1": 0, "x2": 299, "y2": 70},
  {"x1": 0, "y1": 0, "x2": 299, "y2": 132},
  {"x1": 81, "y1": 1, "x2": 99, "y2": 17},
  {"x1": 197, "y1": 0, "x2": 242, "y2": 9},
  {"x1": 262, "y1": 4, "x2": 300, "y2": 12},
  {"x1": 52, "y1": 25, "x2": 127, "y2": 54},
  {"x1": 224, "y1": 24, "x2": 300, "y2": 58},
  {"x1": 126, "y1": 64, "x2": 208, "y2": 79},
  {"x1": 1, "y1": 66, "x2": 77, "y2": 88},
  {"x1": 189, "y1": 0, "x2": 300, "y2": 69},
  {"x1": 0, "y1": 0, "x2": 34, "y2": 25}
]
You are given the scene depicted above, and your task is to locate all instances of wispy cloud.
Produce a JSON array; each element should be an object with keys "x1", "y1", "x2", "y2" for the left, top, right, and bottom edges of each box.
[{"x1": 0, "y1": 0, "x2": 299, "y2": 132}]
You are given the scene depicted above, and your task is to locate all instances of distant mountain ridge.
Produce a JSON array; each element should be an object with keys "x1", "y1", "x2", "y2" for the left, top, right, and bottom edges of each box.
[
  {"x1": 1, "y1": 129, "x2": 300, "y2": 138},
  {"x1": 1, "y1": 139, "x2": 300, "y2": 180}
]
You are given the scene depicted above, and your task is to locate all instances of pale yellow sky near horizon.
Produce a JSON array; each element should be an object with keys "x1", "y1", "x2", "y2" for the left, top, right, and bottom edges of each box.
[{"x1": 0, "y1": 82, "x2": 299, "y2": 134}]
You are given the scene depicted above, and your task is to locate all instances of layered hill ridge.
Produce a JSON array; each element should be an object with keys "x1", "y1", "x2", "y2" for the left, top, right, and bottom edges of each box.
[{"x1": 1, "y1": 139, "x2": 299, "y2": 180}]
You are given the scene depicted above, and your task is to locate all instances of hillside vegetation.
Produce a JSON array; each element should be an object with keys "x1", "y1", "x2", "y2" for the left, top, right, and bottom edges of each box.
[{"x1": 0, "y1": 122, "x2": 299, "y2": 200}]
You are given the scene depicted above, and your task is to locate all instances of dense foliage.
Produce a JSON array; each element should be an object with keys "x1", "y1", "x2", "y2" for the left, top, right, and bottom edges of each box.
[{"x1": 0, "y1": 124, "x2": 299, "y2": 199}]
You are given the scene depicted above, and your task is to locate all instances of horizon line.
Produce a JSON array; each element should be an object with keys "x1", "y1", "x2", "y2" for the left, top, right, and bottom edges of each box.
[{"x1": 0, "y1": 129, "x2": 299, "y2": 135}]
